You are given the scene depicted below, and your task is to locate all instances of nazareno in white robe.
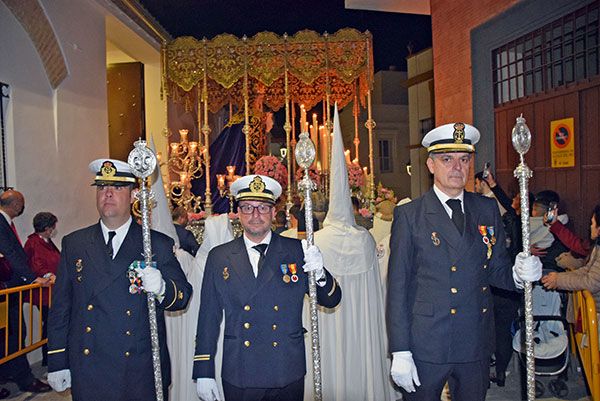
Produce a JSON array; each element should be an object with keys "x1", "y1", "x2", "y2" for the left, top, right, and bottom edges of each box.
[{"x1": 303, "y1": 106, "x2": 400, "y2": 401}]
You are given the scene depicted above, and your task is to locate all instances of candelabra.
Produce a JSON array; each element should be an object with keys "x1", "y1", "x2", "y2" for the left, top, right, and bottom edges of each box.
[
  {"x1": 167, "y1": 129, "x2": 205, "y2": 213},
  {"x1": 216, "y1": 165, "x2": 240, "y2": 214}
]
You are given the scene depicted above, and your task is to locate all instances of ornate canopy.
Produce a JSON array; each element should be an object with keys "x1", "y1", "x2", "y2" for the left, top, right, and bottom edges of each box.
[{"x1": 164, "y1": 28, "x2": 373, "y2": 113}]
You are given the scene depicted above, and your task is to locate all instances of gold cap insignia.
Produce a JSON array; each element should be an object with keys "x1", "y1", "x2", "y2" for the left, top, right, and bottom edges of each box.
[
  {"x1": 453, "y1": 123, "x2": 465, "y2": 144},
  {"x1": 249, "y1": 176, "x2": 266, "y2": 194},
  {"x1": 100, "y1": 161, "x2": 117, "y2": 179}
]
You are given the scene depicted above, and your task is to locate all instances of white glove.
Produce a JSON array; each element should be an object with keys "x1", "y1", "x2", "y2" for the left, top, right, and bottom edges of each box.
[
  {"x1": 48, "y1": 369, "x2": 71, "y2": 392},
  {"x1": 512, "y1": 251, "x2": 543, "y2": 288},
  {"x1": 137, "y1": 267, "x2": 166, "y2": 297},
  {"x1": 196, "y1": 378, "x2": 221, "y2": 401},
  {"x1": 391, "y1": 351, "x2": 420, "y2": 393},
  {"x1": 301, "y1": 239, "x2": 325, "y2": 281}
]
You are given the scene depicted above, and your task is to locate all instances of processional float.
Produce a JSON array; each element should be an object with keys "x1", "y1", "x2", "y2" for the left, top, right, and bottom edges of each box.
[{"x1": 161, "y1": 29, "x2": 375, "y2": 215}]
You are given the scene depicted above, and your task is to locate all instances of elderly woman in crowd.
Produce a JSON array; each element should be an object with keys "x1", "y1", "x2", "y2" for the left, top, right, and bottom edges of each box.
[
  {"x1": 542, "y1": 204, "x2": 600, "y2": 306},
  {"x1": 24, "y1": 212, "x2": 59, "y2": 366}
]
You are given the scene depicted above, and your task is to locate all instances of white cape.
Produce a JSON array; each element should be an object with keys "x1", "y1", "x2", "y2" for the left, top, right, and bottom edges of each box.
[
  {"x1": 370, "y1": 215, "x2": 393, "y2": 297},
  {"x1": 165, "y1": 215, "x2": 233, "y2": 401},
  {"x1": 303, "y1": 105, "x2": 398, "y2": 401}
]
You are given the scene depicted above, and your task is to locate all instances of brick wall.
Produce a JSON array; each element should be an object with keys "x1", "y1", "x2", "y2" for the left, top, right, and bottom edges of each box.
[{"x1": 430, "y1": 0, "x2": 518, "y2": 125}]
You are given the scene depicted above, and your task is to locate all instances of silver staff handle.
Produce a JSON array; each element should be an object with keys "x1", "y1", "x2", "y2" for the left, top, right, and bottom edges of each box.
[
  {"x1": 294, "y1": 132, "x2": 322, "y2": 401},
  {"x1": 511, "y1": 115, "x2": 535, "y2": 401},
  {"x1": 128, "y1": 139, "x2": 163, "y2": 401}
]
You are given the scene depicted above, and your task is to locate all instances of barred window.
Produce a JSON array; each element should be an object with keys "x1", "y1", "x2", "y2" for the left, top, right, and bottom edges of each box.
[
  {"x1": 378, "y1": 139, "x2": 393, "y2": 173},
  {"x1": 493, "y1": 1, "x2": 600, "y2": 105}
]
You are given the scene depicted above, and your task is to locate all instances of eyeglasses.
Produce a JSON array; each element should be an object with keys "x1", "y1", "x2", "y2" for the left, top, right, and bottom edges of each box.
[{"x1": 238, "y1": 204, "x2": 273, "y2": 215}]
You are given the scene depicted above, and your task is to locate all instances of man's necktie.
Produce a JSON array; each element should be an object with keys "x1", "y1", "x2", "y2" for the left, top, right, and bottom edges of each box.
[
  {"x1": 10, "y1": 222, "x2": 22, "y2": 246},
  {"x1": 253, "y1": 244, "x2": 268, "y2": 274},
  {"x1": 107, "y1": 231, "x2": 117, "y2": 259},
  {"x1": 446, "y1": 199, "x2": 464, "y2": 235}
]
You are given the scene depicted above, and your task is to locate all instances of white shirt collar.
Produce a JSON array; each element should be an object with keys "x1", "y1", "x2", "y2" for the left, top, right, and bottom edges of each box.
[
  {"x1": 243, "y1": 231, "x2": 272, "y2": 278},
  {"x1": 243, "y1": 230, "x2": 272, "y2": 250},
  {"x1": 433, "y1": 184, "x2": 464, "y2": 217},
  {"x1": 100, "y1": 217, "x2": 132, "y2": 258}
]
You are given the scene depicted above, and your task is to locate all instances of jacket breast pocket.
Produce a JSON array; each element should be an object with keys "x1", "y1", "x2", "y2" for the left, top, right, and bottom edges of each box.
[{"x1": 412, "y1": 301, "x2": 434, "y2": 317}]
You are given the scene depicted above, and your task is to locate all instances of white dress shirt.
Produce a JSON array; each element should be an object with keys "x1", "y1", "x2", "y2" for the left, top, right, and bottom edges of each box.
[
  {"x1": 243, "y1": 231, "x2": 271, "y2": 278},
  {"x1": 100, "y1": 217, "x2": 132, "y2": 259},
  {"x1": 433, "y1": 184, "x2": 464, "y2": 218}
]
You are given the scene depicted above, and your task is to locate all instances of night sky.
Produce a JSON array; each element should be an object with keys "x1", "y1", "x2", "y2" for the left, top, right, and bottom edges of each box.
[{"x1": 139, "y1": 0, "x2": 432, "y2": 72}]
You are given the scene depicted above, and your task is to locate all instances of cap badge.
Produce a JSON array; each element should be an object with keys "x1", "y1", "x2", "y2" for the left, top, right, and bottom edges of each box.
[
  {"x1": 453, "y1": 123, "x2": 465, "y2": 144},
  {"x1": 100, "y1": 161, "x2": 117, "y2": 178},
  {"x1": 249, "y1": 176, "x2": 266, "y2": 194}
]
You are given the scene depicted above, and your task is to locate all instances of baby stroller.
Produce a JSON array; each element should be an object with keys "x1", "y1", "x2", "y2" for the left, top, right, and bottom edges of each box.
[{"x1": 512, "y1": 283, "x2": 570, "y2": 398}]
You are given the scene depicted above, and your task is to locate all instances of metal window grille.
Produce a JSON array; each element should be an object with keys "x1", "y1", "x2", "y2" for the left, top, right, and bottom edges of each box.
[
  {"x1": 378, "y1": 139, "x2": 393, "y2": 173},
  {"x1": 493, "y1": 1, "x2": 600, "y2": 105}
]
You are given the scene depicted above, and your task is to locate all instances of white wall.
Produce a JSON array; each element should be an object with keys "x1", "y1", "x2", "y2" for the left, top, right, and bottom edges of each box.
[
  {"x1": 0, "y1": 0, "x2": 110, "y2": 243},
  {"x1": 0, "y1": 0, "x2": 165, "y2": 245}
]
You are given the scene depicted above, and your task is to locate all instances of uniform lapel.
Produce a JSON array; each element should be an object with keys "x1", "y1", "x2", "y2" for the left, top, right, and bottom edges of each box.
[
  {"x1": 459, "y1": 192, "x2": 479, "y2": 256},
  {"x1": 83, "y1": 223, "x2": 112, "y2": 298},
  {"x1": 423, "y1": 190, "x2": 461, "y2": 252},
  {"x1": 227, "y1": 237, "x2": 257, "y2": 301},
  {"x1": 88, "y1": 222, "x2": 140, "y2": 300},
  {"x1": 253, "y1": 233, "x2": 283, "y2": 297}
]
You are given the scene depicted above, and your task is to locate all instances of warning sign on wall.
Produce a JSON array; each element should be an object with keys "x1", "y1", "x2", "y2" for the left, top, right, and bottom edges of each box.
[{"x1": 550, "y1": 118, "x2": 575, "y2": 168}]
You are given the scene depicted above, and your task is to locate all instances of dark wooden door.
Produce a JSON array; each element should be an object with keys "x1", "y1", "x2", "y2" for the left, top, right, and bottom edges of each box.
[
  {"x1": 107, "y1": 62, "x2": 145, "y2": 161},
  {"x1": 494, "y1": 82, "x2": 598, "y2": 239}
]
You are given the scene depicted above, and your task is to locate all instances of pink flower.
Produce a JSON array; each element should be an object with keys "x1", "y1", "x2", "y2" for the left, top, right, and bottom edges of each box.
[
  {"x1": 188, "y1": 211, "x2": 206, "y2": 221},
  {"x1": 295, "y1": 167, "x2": 321, "y2": 188},
  {"x1": 254, "y1": 155, "x2": 288, "y2": 189},
  {"x1": 347, "y1": 163, "x2": 365, "y2": 189},
  {"x1": 358, "y1": 207, "x2": 372, "y2": 218}
]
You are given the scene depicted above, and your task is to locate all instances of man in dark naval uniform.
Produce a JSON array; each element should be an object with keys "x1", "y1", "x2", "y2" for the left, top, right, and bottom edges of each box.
[
  {"x1": 47, "y1": 159, "x2": 192, "y2": 401},
  {"x1": 387, "y1": 123, "x2": 542, "y2": 401},
  {"x1": 194, "y1": 174, "x2": 341, "y2": 401}
]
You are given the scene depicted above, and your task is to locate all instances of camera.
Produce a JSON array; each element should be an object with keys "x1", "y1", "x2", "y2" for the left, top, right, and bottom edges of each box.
[
  {"x1": 482, "y1": 162, "x2": 491, "y2": 179},
  {"x1": 545, "y1": 201, "x2": 558, "y2": 224}
]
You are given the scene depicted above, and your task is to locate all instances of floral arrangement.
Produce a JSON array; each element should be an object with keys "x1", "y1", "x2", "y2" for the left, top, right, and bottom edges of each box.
[
  {"x1": 254, "y1": 155, "x2": 288, "y2": 188},
  {"x1": 295, "y1": 167, "x2": 321, "y2": 188},
  {"x1": 375, "y1": 182, "x2": 397, "y2": 204},
  {"x1": 347, "y1": 163, "x2": 365, "y2": 190},
  {"x1": 188, "y1": 211, "x2": 206, "y2": 221},
  {"x1": 188, "y1": 211, "x2": 238, "y2": 221},
  {"x1": 358, "y1": 207, "x2": 372, "y2": 218}
]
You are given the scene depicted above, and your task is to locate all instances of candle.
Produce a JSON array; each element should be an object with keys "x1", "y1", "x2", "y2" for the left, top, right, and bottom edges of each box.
[
  {"x1": 345, "y1": 149, "x2": 351, "y2": 164},
  {"x1": 179, "y1": 129, "x2": 189, "y2": 143},
  {"x1": 189, "y1": 141, "x2": 198, "y2": 154},
  {"x1": 300, "y1": 104, "x2": 307, "y2": 132},
  {"x1": 226, "y1": 165, "x2": 236, "y2": 178},
  {"x1": 170, "y1": 142, "x2": 179, "y2": 154},
  {"x1": 216, "y1": 174, "x2": 226, "y2": 190},
  {"x1": 319, "y1": 125, "x2": 328, "y2": 171}
]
